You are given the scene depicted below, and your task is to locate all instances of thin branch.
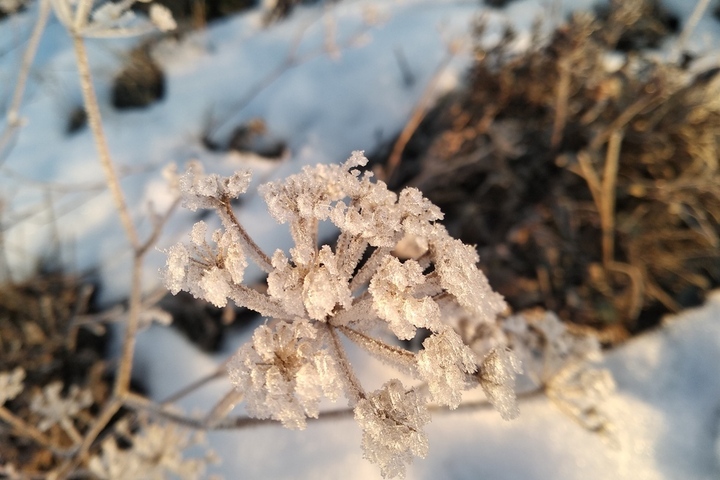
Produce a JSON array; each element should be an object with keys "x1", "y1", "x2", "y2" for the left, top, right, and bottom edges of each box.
[
  {"x1": 673, "y1": 0, "x2": 712, "y2": 61},
  {"x1": 55, "y1": 398, "x2": 122, "y2": 479},
  {"x1": 600, "y1": 129, "x2": 623, "y2": 267},
  {"x1": 0, "y1": 0, "x2": 51, "y2": 165},
  {"x1": 126, "y1": 386, "x2": 546, "y2": 431},
  {"x1": 114, "y1": 254, "x2": 143, "y2": 397},
  {"x1": 137, "y1": 197, "x2": 181, "y2": 257},
  {"x1": 0, "y1": 406, "x2": 53, "y2": 449},
  {"x1": 71, "y1": 33, "x2": 139, "y2": 250},
  {"x1": 215, "y1": 198, "x2": 273, "y2": 272},
  {"x1": 385, "y1": 50, "x2": 456, "y2": 182},
  {"x1": 326, "y1": 324, "x2": 366, "y2": 405},
  {"x1": 551, "y1": 58, "x2": 572, "y2": 149}
]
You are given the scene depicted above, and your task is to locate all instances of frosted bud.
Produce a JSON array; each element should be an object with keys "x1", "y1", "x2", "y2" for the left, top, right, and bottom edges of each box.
[
  {"x1": 354, "y1": 380, "x2": 430, "y2": 479},
  {"x1": 369, "y1": 256, "x2": 440, "y2": 340},
  {"x1": 198, "y1": 267, "x2": 232, "y2": 307},
  {"x1": 302, "y1": 246, "x2": 352, "y2": 321},
  {"x1": 433, "y1": 236, "x2": 506, "y2": 321},
  {"x1": 479, "y1": 347, "x2": 522, "y2": 420},
  {"x1": 227, "y1": 321, "x2": 343, "y2": 430},
  {"x1": 417, "y1": 328, "x2": 477, "y2": 409},
  {"x1": 163, "y1": 243, "x2": 189, "y2": 295}
]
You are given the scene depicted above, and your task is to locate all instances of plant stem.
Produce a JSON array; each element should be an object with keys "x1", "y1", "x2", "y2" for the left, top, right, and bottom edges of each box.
[{"x1": 71, "y1": 33, "x2": 139, "y2": 250}]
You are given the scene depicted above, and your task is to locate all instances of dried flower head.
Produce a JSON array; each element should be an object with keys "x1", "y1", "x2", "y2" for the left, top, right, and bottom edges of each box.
[
  {"x1": 163, "y1": 152, "x2": 590, "y2": 477},
  {"x1": 88, "y1": 420, "x2": 215, "y2": 480}
]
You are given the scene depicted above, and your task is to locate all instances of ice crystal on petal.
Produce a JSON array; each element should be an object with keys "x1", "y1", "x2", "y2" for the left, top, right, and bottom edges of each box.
[
  {"x1": 225, "y1": 170, "x2": 252, "y2": 197},
  {"x1": 354, "y1": 380, "x2": 430, "y2": 479},
  {"x1": 190, "y1": 221, "x2": 207, "y2": 246},
  {"x1": 369, "y1": 257, "x2": 440, "y2": 340},
  {"x1": 417, "y1": 328, "x2": 477, "y2": 408},
  {"x1": 330, "y1": 180, "x2": 401, "y2": 248},
  {"x1": 179, "y1": 162, "x2": 252, "y2": 211},
  {"x1": 479, "y1": 348, "x2": 522, "y2": 420},
  {"x1": 397, "y1": 188, "x2": 443, "y2": 223},
  {"x1": 227, "y1": 321, "x2": 342, "y2": 429},
  {"x1": 163, "y1": 221, "x2": 247, "y2": 307},
  {"x1": 0, "y1": 368, "x2": 25, "y2": 405}
]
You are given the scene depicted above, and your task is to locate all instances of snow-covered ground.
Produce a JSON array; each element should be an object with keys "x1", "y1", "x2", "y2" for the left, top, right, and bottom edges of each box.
[
  {"x1": 2, "y1": 0, "x2": 720, "y2": 478},
  {"x1": 134, "y1": 289, "x2": 720, "y2": 479}
]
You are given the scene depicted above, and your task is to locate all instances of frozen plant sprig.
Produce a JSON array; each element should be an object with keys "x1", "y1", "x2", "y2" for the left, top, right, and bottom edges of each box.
[
  {"x1": 451, "y1": 308, "x2": 615, "y2": 437},
  {"x1": 29, "y1": 381, "x2": 92, "y2": 443},
  {"x1": 88, "y1": 419, "x2": 216, "y2": 480},
  {"x1": 163, "y1": 152, "x2": 515, "y2": 478}
]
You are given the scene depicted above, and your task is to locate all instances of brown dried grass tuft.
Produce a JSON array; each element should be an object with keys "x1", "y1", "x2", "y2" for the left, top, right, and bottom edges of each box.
[{"x1": 387, "y1": 0, "x2": 720, "y2": 340}]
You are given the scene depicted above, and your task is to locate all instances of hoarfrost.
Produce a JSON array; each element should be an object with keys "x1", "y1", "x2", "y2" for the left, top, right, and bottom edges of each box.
[{"x1": 354, "y1": 380, "x2": 430, "y2": 479}]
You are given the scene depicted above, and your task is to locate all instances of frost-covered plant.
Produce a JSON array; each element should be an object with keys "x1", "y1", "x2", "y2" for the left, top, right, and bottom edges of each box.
[
  {"x1": 455, "y1": 308, "x2": 615, "y2": 436},
  {"x1": 30, "y1": 381, "x2": 92, "y2": 442},
  {"x1": 88, "y1": 419, "x2": 216, "y2": 480},
  {"x1": 502, "y1": 310, "x2": 615, "y2": 436},
  {"x1": 164, "y1": 151, "x2": 517, "y2": 478}
]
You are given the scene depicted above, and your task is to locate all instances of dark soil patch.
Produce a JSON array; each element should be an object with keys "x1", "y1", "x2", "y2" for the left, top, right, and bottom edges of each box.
[{"x1": 112, "y1": 47, "x2": 165, "y2": 110}]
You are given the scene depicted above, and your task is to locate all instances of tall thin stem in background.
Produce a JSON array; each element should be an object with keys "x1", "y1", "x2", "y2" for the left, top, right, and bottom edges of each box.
[{"x1": 0, "y1": 0, "x2": 51, "y2": 162}]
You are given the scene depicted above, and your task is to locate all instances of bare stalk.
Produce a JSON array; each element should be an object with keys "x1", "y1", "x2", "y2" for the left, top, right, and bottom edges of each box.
[
  {"x1": 114, "y1": 254, "x2": 143, "y2": 397},
  {"x1": 71, "y1": 34, "x2": 139, "y2": 250},
  {"x1": 55, "y1": 398, "x2": 122, "y2": 479},
  {"x1": 0, "y1": 406, "x2": 53, "y2": 448},
  {"x1": 385, "y1": 50, "x2": 456, "y2": 182},
  {"x1": 673, "y1": 0, "x2": 712, "y2": 61},
  {"x1": 216, "y1": 198, "x2": 273, "y2": 272},
  {"x1": 600, "y1": 130, "x2": 623, "y2": 267},
  {"x1": 125, "y1": 385, "x2": 546, "y2": 431},
  {"x1": 326, "y1": 324, "x2": 366, "y2": 404},
  {"x1": 0, "y1": 0, "x2": 51, "y2": 162},
  {"x1": 551, "y1": 58, "x2": 571, "y2": 149}
]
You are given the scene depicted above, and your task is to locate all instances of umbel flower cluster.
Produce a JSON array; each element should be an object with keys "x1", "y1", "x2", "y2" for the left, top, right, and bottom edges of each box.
[{"x1": 162, "y1": 152, "x2": 607, "y2": 478}]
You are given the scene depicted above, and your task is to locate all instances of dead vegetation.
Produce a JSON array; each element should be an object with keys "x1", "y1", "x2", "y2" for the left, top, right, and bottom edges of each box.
[
  {"x1": 384, "y1": 0, "x2": 720, "y2": 341},
  {"x1": 0, "y1": 273, "x2": 114, "y2": 473}
]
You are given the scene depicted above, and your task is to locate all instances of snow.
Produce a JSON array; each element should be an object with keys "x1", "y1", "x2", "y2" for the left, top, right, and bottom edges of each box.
[
  {"x1": 2, "y1": 0, "x2": 720, "y2": 479},
  {"x1": 133, "y1": 290, "x2": 720, "y2": 479}
]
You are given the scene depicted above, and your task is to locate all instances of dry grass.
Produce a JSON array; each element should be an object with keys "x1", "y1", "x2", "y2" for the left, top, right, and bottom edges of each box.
[{"x1": 385, "y1": 0, "x2": 720, "y2": 339}]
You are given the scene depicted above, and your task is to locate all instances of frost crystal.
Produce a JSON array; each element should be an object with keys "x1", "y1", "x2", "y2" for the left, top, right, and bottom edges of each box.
[
  {"x1": 417, "y1": 328, "x2": 477, "y2": 409},
  {"x1": 501, "y1": 310, "x2": 615, "y2": 433},
  {"x1": 163, "y1": 152, "x2": 551, "y2": 478},
  {"x1": 479, "y1": 347, "x2": 522, "y2": 420},
  {"x1": 354, "y1": 380, "x2": 430, "y2": 479},
  {"x1": 369, "y1": 257, "x2": 440, "y2": 340},
  {"x1": 227, "y1": 321, "x2": 343, "y2": 429}
]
